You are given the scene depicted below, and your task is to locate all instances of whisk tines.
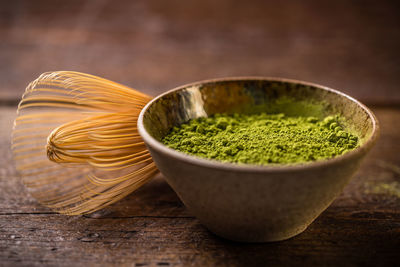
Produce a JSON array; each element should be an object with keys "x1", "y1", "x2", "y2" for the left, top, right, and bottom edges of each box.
[{"x1": 12, "y1": 71, "x2": 159, "y2": 215}]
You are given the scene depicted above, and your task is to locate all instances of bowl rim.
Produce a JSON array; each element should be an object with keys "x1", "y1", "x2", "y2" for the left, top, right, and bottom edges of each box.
[{"x1": 138, "y1": 77, "x2": 380, "y2": 173}]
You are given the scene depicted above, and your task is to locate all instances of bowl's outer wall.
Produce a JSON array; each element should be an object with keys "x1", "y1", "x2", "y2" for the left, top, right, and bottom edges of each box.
[
  {"x1": 139, "y1": 78, "x2": 378, "y2": 242},
  {"x1": 147, "y1": 143, "x2": 366, "y2": 242}
]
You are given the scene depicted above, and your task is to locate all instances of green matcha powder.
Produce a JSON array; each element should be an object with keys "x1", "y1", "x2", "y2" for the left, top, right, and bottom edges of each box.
[{"x1": 162, "y1": 112, "x2": 359, "y2": 165}]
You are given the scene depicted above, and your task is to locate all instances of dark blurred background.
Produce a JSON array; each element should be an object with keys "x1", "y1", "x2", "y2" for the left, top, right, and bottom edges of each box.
[{"x1": 1, "y1": 0, "x2": 399, "y2": 104}]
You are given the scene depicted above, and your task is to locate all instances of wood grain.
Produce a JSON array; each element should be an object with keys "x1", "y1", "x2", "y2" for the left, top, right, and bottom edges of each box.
[
  {"x1": 1, "y1": 106, "x2": 399, "y2": 266},
  {"x1": 0, "y1": 0, "x2": 400, "y2": 104}
]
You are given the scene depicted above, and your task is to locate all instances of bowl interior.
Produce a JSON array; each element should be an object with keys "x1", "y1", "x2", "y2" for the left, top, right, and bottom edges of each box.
[{"x1": 142, "y1": 78, "x2": 375, "y2": 147}]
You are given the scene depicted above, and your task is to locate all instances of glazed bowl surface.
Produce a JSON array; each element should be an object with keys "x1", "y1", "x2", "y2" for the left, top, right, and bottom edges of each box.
[{"x1": 138, "y1": 77, "x2": 379, "y2": 242}]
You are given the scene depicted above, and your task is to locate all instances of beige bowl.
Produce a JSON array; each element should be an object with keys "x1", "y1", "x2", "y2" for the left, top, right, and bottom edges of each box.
[{"x1": 137, "y1": 77, "x2": 379, "y2": 242}]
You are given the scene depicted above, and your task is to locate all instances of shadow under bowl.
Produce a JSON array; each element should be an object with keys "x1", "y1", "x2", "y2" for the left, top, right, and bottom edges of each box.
[{"x1": 137, "y1": 77, "x2": 379, "y2": 242}]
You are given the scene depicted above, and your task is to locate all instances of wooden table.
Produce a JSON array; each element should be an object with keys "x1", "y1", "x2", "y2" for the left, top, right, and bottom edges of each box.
[
  {"x1": 1, "y1": 106, "x2": 399, "y2": 266},
  {"x1": 1, "y1": 1, "x2": 399, "y2": 266}
]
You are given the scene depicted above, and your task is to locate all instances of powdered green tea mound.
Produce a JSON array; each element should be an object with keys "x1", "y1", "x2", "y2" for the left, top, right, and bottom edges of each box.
[{"x1": 162, "y1": 113, "x2": 359, "y2": 165}]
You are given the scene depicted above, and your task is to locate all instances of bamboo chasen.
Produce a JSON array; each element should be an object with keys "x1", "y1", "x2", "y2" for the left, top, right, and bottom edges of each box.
[{"x1": 12, "y1": 71, "x2": 159, "y2": 215}]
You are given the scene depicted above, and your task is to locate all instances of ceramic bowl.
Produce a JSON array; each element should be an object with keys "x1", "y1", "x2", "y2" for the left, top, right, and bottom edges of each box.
[{"x1": 137, "y1": 77, "x2": 379, "y2": 242}]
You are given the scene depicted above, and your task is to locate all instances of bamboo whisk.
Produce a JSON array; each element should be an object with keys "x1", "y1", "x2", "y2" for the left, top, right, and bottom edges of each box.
[{"x1": 12, "y1": 71, "x2": 159, "y2": 215}]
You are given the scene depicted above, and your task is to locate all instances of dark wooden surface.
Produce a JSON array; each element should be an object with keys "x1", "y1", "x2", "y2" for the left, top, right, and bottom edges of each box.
[
  {"x1": 1, "y1": 0, "x2": 400, "y2": 266},
  {"x1": 1, "y1": 107, "x2": 400, "y2": 266}
]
